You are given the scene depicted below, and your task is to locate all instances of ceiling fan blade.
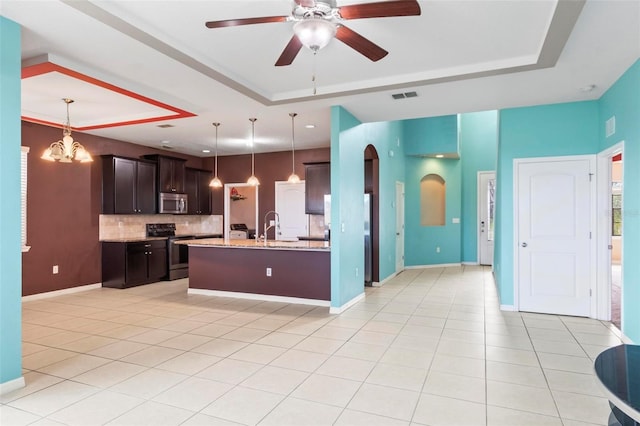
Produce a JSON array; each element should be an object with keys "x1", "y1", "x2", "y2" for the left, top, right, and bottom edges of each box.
[
  {"x1": 205, "y1": 16, "x2": 288, "y2": 29},
  {"x1": 275, "y1": 36, "x2": 304, "y2": 66},
  {"x1": 335, "y1": 25, "x2": 388, "y2": 62},
  {"x1": 294, "y1": 0, "x2": 317, "y2": 7},
  {"x1": 338, "y1": 0, "x2": 421, "y2": 20}
]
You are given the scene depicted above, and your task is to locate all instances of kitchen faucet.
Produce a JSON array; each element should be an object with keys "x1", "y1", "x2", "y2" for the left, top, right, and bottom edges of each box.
[{"x1": 263, "y1": 211, "x2": 280, "y2": 246}]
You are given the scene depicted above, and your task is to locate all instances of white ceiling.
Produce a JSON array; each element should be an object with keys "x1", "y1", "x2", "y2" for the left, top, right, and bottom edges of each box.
[{"x1": 2, "y1": 0, "x2": 639, "y2": 157}]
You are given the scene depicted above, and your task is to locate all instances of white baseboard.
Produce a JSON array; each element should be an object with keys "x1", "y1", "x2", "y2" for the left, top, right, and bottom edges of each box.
[
  {"x1": 329, "y1": 292, "x2": 365, "y2": 314},
  {"x1": 188, "y1": 288, "x2": 330, "y2": 307},
  {"x1": 404, "y1": 263, "x2": 462, "y2": 269},
  {"x1": 22, "y1": 283, "x2": 102, "y2": 302},
  {"x1": 0, "y1": 376, "x2": 25, "y2": 396},
  {"x1": 372, "y1": 271, "x2": 402, "y2": 287},
  {"x1": 500, "y1": 304, "x2": 516, "y2": 311},
  {"x1": 462, "y1": 261, "x2": 479, "y2": 266}
]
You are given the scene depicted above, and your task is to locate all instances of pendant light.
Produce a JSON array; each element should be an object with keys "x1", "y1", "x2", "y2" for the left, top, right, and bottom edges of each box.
[
  {"x1": 287, "y1": 113, "x2": 300, "y2": 183},
  {"x1": 41, "y1": 98, "x2": 93, "y2": 163},
  {"x1": 209, "y1": 122, "x2": 223, "y2": 188},
  {"x1": 246, "y1": 118, "x2": 260, "y2": 186}
]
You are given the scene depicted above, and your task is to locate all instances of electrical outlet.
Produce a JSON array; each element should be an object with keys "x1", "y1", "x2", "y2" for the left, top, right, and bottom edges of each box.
[
  {"x1": 269, "y1": 220, "x2": 275, "y2": 226},
  {"x1": 53, "y1": 265, "x2": 59, "y2": 274},
  {"x1": 436, "y1": 246, "x2": 440, "y2": 253},
  {"x1": 266, "y1": 267, "x2": 272, "y2": 277},
  {"x1": 355, "y1": 267, "x2": 359, "y2": 277}
]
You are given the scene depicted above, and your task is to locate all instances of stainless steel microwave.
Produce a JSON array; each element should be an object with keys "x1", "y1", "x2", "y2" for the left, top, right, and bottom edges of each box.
[{"x1": 159, "y1": 192, "x2": 188, "y2": 214}]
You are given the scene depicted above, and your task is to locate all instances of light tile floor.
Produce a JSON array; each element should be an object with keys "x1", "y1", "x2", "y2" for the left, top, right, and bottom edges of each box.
[{"x1": 1, "y1": 266, "x2": 622, "y2": 425}]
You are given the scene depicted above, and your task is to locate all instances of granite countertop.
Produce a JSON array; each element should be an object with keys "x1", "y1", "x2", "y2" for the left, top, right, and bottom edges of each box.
[
  {"x1": 100, "y1": 236, "x2": 168, "y2": 243},
  {"x1": 177, "y1": 237, "x2": 330, "y2": 251}
]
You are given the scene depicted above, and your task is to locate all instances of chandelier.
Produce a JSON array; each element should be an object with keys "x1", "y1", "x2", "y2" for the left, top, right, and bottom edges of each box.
[{"x1": 41, "y1": 98, "x2": 92, "y2": 163}]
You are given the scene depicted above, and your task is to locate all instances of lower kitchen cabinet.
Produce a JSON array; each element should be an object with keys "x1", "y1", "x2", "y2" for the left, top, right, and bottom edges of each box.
[{"x1": 102, "y1": 240, "x2": 167, "y2": 288}]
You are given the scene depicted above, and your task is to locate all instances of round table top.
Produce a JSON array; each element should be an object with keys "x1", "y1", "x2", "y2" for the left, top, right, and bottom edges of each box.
[{"x1": 594, "y1": 344, "x2": 640, "y2": 422}]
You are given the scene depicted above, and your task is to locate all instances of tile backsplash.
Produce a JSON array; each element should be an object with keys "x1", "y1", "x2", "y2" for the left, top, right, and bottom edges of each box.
[
  {"x1": 309, "y1": 214, "x2": 326, "y2": 238},
  {"x1": 100, "y1": 215, "x2": 223, "y2": 240}
]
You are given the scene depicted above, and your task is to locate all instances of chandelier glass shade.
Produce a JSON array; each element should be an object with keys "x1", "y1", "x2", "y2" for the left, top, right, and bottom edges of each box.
[
  {"x1": 247, "y1": 118, "x2": 260, "y2": 186},
  {"x1": 293, "y1": 19, "x2": 336, "y2": 52},
  {"x1": 41, "y1": 98, "x2": 92, "y2": 163},
  {"x1": 287, "y1": 112, "x2": 300, "y2": 183},
  {"x1": 209, "y1": 122, "x2": 223, "y2": 188}
]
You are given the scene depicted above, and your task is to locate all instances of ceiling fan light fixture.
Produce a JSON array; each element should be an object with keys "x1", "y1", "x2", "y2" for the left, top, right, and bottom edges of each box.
[
  {"x1": 293, "y1": 19, "x2": 336, "y2": 51},
  {"x1": 41, "y1": 98, "x2": 93, "y2": 163}
]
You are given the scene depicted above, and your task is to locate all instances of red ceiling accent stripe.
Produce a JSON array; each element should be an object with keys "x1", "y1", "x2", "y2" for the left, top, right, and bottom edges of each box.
[{"x1": 21, "y1": 61, "x2": 195, "y2": 130}]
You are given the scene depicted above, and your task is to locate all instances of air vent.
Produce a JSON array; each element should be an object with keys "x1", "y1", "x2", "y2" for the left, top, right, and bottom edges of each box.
[
  {"x1": 391, "y1": 91, "x2": 418, "y2": 100},
  {"x1": 157, "y1": 124, "x2": 175, "y2": 128},
  {"x1": 161, "y1": 145, "x2": 174, "y2": 150},
  {"x1": 606, "y1": 116, "x2": 616, "y2": 138}
]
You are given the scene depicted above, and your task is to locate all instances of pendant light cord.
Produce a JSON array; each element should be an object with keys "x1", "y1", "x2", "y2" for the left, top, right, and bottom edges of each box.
[
  {"x1": 312, "y1": 51, "x2": 317, "y2": 96},
  {"x1": 213, "y1": 122, "x2": 220, "y2": 178},
  {"x1": 290, "y1": 112, "x2": 297, "y2": 174}
]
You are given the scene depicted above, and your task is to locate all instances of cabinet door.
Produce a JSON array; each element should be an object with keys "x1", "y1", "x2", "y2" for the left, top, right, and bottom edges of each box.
[
  {"x1": 113, "y1": 157, "x2": 136, "y2": 214},
  {"x1": 198, "y1": 170, "x2": 212, "y2": 215},
  {"x1": 125, "y1": 243, "x2": 149, "y2": 285},
  {"x1": 185, "y1": 168, "x2": 199, "y2": 214},
  {"x1": 158, "y1": 157, "x2": 174, "y2": 192},
  {"x1": 136, "y1": 161, "x2": 157, "y2": 214},
  {"x1": 305, "y1": 163, "x2": 330, "y2": 215},
  {"x1": 147, "y1": 244, "x2": 168, "y2": 281},
  {"x1": 172, "y1": 161, "x2": 186, "y2": 193}
]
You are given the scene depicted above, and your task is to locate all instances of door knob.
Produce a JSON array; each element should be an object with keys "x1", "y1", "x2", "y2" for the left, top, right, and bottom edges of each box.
[{"x1": 521, "y1": 242, "x2": 528, "y2": 247}]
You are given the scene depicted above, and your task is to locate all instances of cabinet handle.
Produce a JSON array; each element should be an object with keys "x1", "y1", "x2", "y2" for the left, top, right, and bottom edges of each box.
[{"x1": 144, "y1": 244, "x2": 151, "y2": 247}]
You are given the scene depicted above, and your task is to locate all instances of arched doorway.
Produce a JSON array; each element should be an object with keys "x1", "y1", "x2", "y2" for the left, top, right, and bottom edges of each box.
[{"x1": 365, "y1": 145, "x2": 379, "y2": 285}]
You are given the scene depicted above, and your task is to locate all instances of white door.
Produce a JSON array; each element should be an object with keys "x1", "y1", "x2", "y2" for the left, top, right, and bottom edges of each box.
[
  {"x1": 396, "y1": 182, "x2": 405, "y2": 272},
  {"x1": 275, "y1": 181, "x2": 307, "y2": 240},
  {"x1": 478, "y1": 172, "x2": 496, "y2": 265},
  {"x1": 516, "y1": 156, "x2": 595, "y2": 316}
]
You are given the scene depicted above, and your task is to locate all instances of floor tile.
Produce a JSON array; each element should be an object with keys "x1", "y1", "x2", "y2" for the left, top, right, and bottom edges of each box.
[
  {"x1": 108, "y1": 368, "x2": 187, "y2": 400},
  {"x1": 316, "y1": 355, "x2": 375, "y2": 381},
  {"x1": 106, "y1": 400, "x2": 194, "y2": 426},
  {"x1": 196, "y1": 358, "x2": 263, "y2": 384},
  {"x1": 423, "y1": 371, "x2": 486, "y2": 403},
  {"x1": 259, "y1": 396, "x2": 343, "y2": 425},
  {"x1": 156, "y1": 333, "x2": 212, "y2": 350},
  {"x1": 290, "y1": 373, "x2": 361, "y2": 407},
  {"x1": 486, "y1": 345, "x2": 539, "y2": 366},
  {"x1": 72, "y1": 360, "x2": 148, "y2": 388},
  {"x1": 544, "y1": 369, "x2": 605, "y2": 396},
  {"x1": 430, "y1": 353, "x2": 485, "y2": 379},
  {"x1": 435, "y1": 339, "x2": 485, "y2": 360},
  {"x1": 334, "y1": 409, "x2": 409, "y2": 425},
  {"x1": 37, "y1": 354, "x2": 111, "y2": 379},
  {"x1": 240, "y1": 365, "x2": 309, "y2": 395},
  {"x1": 48, "y1": 390, "x2": 143, "y2": 426},
  {"x1": 220, "y1": 327, "x2": 272, "y2": 343},
  {"x1": 552, "y1": 390, "x2": 611, "y2": 424},
  {"x1": 293, "y1": 336, "x2": 345, "y2": 354},
  {"x1": 269, "y1": 348, "x2": 329, "y2": 372},
  {"x1": 0, "y1": 405, "x2": 42, "y2": 425},
  {"x1": 379, "y1": 346, "x2": 434, "y2": 369},
  {"x1": 152, "y1": 376, "x2": 232, "y2": 411},
  {"x1": 486, "y1": 405, "x2": 562, "y2": 426},
  {"x1": 200, "y1": 386, "x2": 284, "y2": 425},
  {"x1": 254, "y1": 331, "x2": 306, "y2": 348},
  {"x1": 119, "y1": 345, "x2": 184, "y2": 367},
  {"x1": 413, "y1": 393, "x2": 486, "y2": 426},
  {"x1": 532, "y1": 339, "x2": 587, "y2": 357},
  {"x1": 22, "y1": 348, "x2": 78, "y2": 371},
  {"x1": 334, "y1": 341, "x2": 388, "y2": 361},
  {"x1": 0, "y1": 371, "x2": 64, "y2": 404},
  {"x1": 8, "y1": 380, "x2": 99, "y2": 417},
  {"x1": 365, "y1": 362, "x2": 427, "y2": 391},
  {"x1": 228, "y1": 343, "x2": 286, "y2": 364},
  {"x1": 538, "y1": 352, "x2": 594, "y2": 374},
  {"x1": 485, "y1": 360, "x2": 547, "y2": 388},
  {"x1": 155, "y1": 351, "x2": 222, "y2": 375},
  {"x1": 486, "y1": 380, "x2": 558, "y2": 417},
  {"x1": 191, "y1": 338, "x2": 248, "y2": 357},
  {"x1": 347, "y1": 383, "x2": 420, "y2": 421},
  {"x1": 87, "y1": 340, "x2": 149, "y2": 360}
]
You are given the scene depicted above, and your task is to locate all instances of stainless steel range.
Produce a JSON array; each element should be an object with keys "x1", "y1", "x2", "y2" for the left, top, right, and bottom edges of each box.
[{"x1": 146, "y1": 223, "x2": 191, "y2": 280}]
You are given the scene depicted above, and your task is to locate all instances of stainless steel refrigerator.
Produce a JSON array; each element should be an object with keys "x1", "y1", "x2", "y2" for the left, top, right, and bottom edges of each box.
[{"x1": 364, "y1": 193, "x2": 372, "y2": 286}]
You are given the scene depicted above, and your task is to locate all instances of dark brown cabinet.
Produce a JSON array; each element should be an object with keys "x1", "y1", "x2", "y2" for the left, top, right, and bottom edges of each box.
[
  {"x1": 304, "y1": 162, "x2": 330, "y2": 215},
  {"x1": 144, "y1": 155, "x2": 186, "y2": 193},
  {"x1": 185, "y1": 168, "x2": 212, "y2": 215},
  {"x1": 102, "y1": 155, "x2": 156, "y2": 214},
  {"x1": 102, "y1": 240, "x2": 167, "y2": 288}
]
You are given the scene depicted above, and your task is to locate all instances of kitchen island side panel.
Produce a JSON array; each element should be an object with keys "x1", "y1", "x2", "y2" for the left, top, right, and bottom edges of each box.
[{"x1": 189, "y1": 246, "x2": 330, "y2": 300}]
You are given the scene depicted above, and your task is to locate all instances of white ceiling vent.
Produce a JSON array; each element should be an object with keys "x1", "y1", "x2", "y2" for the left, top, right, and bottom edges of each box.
[
  {"x1": 392, "y1": 91, "x2": 418, "y2": 100},
  {"x1": 606, "y1": 116, "x2": 616, "y2": 137},
  {"x1": 157, "y1": 124, "x2": 175, "y2": 128}
]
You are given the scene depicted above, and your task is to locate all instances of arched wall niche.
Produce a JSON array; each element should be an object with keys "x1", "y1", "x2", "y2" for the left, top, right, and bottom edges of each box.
[{"x1": 420, "y1": 174, "x2": 445, "y2": 226}]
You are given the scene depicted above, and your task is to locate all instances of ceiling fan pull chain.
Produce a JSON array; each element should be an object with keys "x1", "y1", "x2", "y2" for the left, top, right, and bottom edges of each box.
[{"x1": 312, "y1": 51, "x2": 317, "y2": 95}]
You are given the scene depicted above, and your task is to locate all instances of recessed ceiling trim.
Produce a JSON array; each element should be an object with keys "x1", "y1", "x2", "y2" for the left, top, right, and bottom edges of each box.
[{"x1": 21, "y1": 60, "x2": 196, "y2": 130}]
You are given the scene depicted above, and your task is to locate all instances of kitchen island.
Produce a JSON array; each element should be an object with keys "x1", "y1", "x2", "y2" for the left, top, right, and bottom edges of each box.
[{"x1": 178, "y1": 238, "x2": 330, "y2": 304}]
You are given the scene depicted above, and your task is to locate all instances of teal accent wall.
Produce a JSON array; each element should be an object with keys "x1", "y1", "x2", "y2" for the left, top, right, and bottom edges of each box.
[
  {"x1": 404, "y1": 157, "x2": 462, "y2": 265},
  {"x1": 460, "y1": 111, "x2": 499, "y2": 263},
  {"x1": 330, "y1": 106, "x2": 405, "y2": 308},
  {"x1": 0, "y1": 17, "x2": 23, "y2": 386},
  {"x1": 494, "y1": 101, "x2": 599, "y2": 305},
  {"x1": 404, "y1": 115, "x2": 459, "y2": 156},
  {"x1": 598, "y1": 59, "x2": 640, "y2": 342}
]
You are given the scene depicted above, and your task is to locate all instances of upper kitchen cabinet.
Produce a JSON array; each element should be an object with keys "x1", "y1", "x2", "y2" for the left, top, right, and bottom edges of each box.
[
  {"x1": 304, "y1": 162, "x2": 330, "y2": 215},
  {"x1": 102, "y1": 155, "x2": 157, "y2": 214},
  {"x1": 404, "y1": 114, "x2": 460, "y2": 158},
  {"x1": 144, "y1": 154, "x2": 187, "y2": 193},
  {"x1": 185, "y1": 167, "x2": 212, "y2": 215}
]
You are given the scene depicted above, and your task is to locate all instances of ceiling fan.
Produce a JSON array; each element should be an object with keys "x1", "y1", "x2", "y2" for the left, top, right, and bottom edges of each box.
[{"x1": 205, "y1": 0, "x2": 421, "y2": 66}]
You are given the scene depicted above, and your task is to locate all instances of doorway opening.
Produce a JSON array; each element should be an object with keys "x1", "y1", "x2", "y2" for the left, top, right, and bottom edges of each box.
[
  {"x1": 478, "y1": 171, "x2": 496, "y2": 266},
  {"x1": 611, "y1": 153, "x2": 623, "y2": 329},
  {"x1": 365, "y1": 145, "x2": 379, "y2": 286}
]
